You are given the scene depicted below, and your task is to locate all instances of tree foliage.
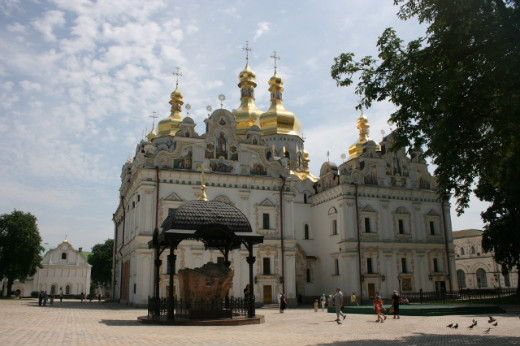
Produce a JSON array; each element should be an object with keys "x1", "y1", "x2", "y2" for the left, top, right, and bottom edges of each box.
[
  {"x1": 0, "y1": 210, "x2": 43, "y2": 296},
  {"x1": 331, "y1": 0, "x2": 520, "y2": 284},
  {"x1": 88, "y1": 239, "x2": 114, "y2": 288}
]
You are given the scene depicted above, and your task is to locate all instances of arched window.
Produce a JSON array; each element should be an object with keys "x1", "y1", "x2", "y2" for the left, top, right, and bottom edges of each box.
[
  {"x1": 65, "y1": 285, "x2": 70, "y2": 294},
  {"x1": 471, "y1": 246, "x2": 476, "y2": 255},
  {"x1": 51, "y1": 285, "x2": 56, "y2": 294},
  {"x1": 61, "y1": 252, "x2": 67, "y2": 260},
  {"x1": 476, "y1": 268, "x2": 487, "y2": 288},
  {"x1": 457, "y1": 270, "x2": 466, "y2": 289},
  {"x1": 306, "y1": 268, "x2": 311, "y2": 283},
  {"x1": 460, "y1": 247, "x2": 465, "y2": 255},
  {"x1": 304, "y1": 224, "x2": 309, "y2": 239}
]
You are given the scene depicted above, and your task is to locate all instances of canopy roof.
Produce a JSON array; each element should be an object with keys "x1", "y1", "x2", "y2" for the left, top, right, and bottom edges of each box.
[{"x1": 156, "y1": 200, "x2": 263, "y2": 250}]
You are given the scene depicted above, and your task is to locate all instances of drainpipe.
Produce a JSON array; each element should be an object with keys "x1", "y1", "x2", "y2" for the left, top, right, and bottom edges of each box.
[
  {"x1": 154, "y1": 167, "x2": 160, "y2": 299},
  {"x1": 441, "y1": 200, "x2": 453, "y2": 291},
  {"x1": 353, "y1": 183, "x2": 363, "y2": 303},
  {"x1": 112, "y1": 213, "x2": 118, "y2": 299},
  {"x1": 280, "y1": 175, "x2": 286, "y2": 294},
  {"x1": 119, "y1": 196, "x2": 126, "y2": 300}
]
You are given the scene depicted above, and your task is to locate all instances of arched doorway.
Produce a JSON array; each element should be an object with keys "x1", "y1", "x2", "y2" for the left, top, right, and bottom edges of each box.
[
  {"x1": 457, "y1": 270, "x2": 466, "y2": 289},
  {"x1": 476, "y1": 268, "x2": 487, "y2": 288}
]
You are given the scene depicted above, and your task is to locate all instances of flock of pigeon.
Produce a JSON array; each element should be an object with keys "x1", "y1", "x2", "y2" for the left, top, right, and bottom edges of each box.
[{"x1": 446, "y1": 316, "x2": 497, "y2": 334}]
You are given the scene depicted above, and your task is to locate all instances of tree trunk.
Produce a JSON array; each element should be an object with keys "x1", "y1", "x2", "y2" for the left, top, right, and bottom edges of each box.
[{"x1": 7, "y1": 278, "x2": 14, "y2": 297}]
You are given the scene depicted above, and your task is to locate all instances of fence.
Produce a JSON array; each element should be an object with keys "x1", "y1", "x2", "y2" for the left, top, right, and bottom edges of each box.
[
  {"x1": 403, "y1": 288, "x2": 518, "y2": 304},
  {"x1": 147, "y1": 296, "x2": 251, "y2": 320}
]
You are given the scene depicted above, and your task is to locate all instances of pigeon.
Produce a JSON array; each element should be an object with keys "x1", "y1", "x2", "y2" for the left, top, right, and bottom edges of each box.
[
  {"x1": 484, "y1": 328, "x2": 491, "y2": 334},
  {"x1": 453, "y1": 323, "x2": 458, "y2": 329},
  {"x1": 447, "y1": 323, "x2": 453, "y2": 328},
  {"x1": 468, "y1": 324, "x2": 475, "y2": 329},
  {"x1": 474, "y1": 320, "x2": 477, "y2": 326},
  {"x1": 488, "y1": 316, "x2": 496, "y2": 323},
  {"x1": 493, "y1": 321, "x2": 498, "y2": 326}
]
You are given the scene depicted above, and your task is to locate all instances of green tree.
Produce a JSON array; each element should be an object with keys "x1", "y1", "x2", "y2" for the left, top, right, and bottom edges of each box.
[
  {"x1": 331, "y1": 0, "x2": 520, "y2": 289},
  {"x1": 0, "y1": 210, "x2": 44, "y2": 296},
  {"x1": 88, "y1": 239, "x2": 114, "y2": 292}
]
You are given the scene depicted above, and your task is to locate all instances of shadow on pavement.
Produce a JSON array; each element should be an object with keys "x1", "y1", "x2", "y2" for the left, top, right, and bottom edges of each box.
[
  {"x1": 314, "y1": 333, "x2": 520, "y2": 346},
  {"x1": 26, "y1": 300, "x2": 142, "y2": 311},
  {"x1": 99, "y1": 319, "x2": 145, "y2": 326}
]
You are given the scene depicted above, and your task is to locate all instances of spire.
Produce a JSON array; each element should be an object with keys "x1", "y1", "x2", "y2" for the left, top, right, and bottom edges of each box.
[
  {"x1": 259, "y1": 51, "x2": 301, "y2": 136},
  {"x1": 157, "y1": 67, "x2": 185, "y2": 137},
  {"x1": 233, "y1": 41, "x2": 263, "y2": 136}
]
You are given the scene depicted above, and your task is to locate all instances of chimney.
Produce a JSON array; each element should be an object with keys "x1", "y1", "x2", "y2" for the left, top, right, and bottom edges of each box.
[{"x1": 79, "y1": 247, "x2": 83, "y2": 252}]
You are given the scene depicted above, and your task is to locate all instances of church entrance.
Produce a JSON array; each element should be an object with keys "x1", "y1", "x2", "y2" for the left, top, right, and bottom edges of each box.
[
  {"x1": 263, "y1": 285, "x2": 272, "y2": 304},
  {"x1": 367, "y1": 283, "x2": 376, "y2": 299}
]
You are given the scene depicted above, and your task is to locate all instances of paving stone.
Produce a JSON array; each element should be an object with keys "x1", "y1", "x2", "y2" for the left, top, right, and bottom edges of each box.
[{"x1": 0, "y1": 299, "x2": 519, "y2": 346}]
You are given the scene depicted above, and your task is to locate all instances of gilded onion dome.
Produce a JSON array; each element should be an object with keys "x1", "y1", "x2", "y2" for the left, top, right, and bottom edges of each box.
[
  {"x1": 348, "y1": 113, "x2": 380, "y2": 158},
  {"x1": 259, "y1": 71, "x2": 301, "y2": 136},
  {"x1": 146, "y1": 127, "x2": 157, "y2": 142},
  {"x1": 233, "y1": 63, "x2": 264, "y2": 136},
  {"x1": 157, "y1": 86, "x2": 184, "y2": 137}
]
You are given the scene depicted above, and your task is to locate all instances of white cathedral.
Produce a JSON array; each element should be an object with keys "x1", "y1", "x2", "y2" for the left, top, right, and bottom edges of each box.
[{"x1": 112, "y1": 56, "x2": 456, "y2": 307}]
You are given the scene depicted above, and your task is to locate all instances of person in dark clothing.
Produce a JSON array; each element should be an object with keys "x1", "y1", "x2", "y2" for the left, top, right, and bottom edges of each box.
[{"x1": 391, "y1": 290, "x2": 400, "y2": 319}]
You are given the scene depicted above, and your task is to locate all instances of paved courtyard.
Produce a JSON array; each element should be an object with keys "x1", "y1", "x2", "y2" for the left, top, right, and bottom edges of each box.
[{"x1": 0, "y1": 299, "x2": 519, "y2": 346}]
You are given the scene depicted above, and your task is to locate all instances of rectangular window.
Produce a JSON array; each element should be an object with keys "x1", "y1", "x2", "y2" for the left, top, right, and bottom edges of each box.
[
  {"x1": 332, "y1": 219, "x2": 338, "y2": 235},
  {"x1": 334, "y1": 259, "x2": 339, "y2": 275},
  {"x1": 401, "y1": 258, "x2": 407, "y2": 273},
  {"x1": 398, "y1": 219, "x2": 404, "y2": 234},
  {"x1": 262, "y1": 213, "x2": 270, "y2": 229},
  {"x1": 263, "y1": 257, "x2": 271, "y2": 275},
  {"x1": 429, "y1": 221, "x2": 435, "y2": 235},
  {"x1": 367, "y1": 258, "x2": 373, "y2": 274},
  {"x1": 433, "y1": 258, "x2": 439, "y2": 272},
  {"x1": 365, "y1": 218, "x2": 371, "y2": 233}
]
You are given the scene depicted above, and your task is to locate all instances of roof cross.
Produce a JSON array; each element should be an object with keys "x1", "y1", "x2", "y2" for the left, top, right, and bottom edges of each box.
[
  {"x1": 242, "y1": 41, "x2": 252, "y2": 62},
  {"x1": 172, "y1": 67, "x2": 182, "y2": 87},
  {"x1": 270, "y1": 50, "x2": 280, "y2": 73}
]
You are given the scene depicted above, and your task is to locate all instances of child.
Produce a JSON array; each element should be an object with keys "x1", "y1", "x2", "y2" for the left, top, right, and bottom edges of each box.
[{"x1": 373, "y1": 292, "x2": 387, "y2": 323}]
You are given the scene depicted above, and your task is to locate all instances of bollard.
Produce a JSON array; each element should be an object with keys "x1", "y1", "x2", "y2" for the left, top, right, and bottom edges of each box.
[{"x1": 314, "y1": 299, "x2": 318, "y2": 312}]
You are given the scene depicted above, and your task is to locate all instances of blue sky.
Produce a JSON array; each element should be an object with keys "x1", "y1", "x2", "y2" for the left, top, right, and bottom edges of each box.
[{"x1": 0, "y1": 0, "x2": 488, "y2": 251}]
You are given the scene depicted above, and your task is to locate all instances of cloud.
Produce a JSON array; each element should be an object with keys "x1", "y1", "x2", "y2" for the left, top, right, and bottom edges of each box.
[
  {"x1": 31, "y1": 10, "x2": 66, "y2": 41},
  {"x1": 253, "y1": 21, "x2": 270, "y2": 41}
]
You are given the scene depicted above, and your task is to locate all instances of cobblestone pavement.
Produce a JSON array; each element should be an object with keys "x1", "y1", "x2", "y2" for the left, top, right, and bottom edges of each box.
[{"x1": 1, "y1": 299, "x2": 519, "y2": 346}]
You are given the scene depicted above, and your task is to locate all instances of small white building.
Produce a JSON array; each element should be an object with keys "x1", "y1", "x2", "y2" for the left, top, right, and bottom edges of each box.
[
  {"x1": 11, "y1": 240, "x2": 91, "y2": 297},
  {"x1": 453, "y1": 229, "x2": 518, "y2": 289}
]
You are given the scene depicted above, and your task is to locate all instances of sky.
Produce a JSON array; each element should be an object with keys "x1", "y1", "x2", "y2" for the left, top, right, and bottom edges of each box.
[{"x1": 0, "y1": 0, "x2": 489, "y2": 252}]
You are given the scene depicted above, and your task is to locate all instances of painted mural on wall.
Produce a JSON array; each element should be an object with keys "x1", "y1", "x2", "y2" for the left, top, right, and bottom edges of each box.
[
  {"x1": 364, "y1": 167, "x2": 378, "y2": 185},
  {"x1": 173, "y1": 146, "x2": 192, "y2": 169},
  {"x1": 250, "y1": 159, "x2": 267, "y2": 175},
  {"x1": 210, "y1": 158, "x2": 233, "y2": 173},
  {"x1": 216, "y1": 132, "x2": 227, "y2": 159},
  {"x1": 205, "y1": 143, "x2": 214, "y2": 159}
]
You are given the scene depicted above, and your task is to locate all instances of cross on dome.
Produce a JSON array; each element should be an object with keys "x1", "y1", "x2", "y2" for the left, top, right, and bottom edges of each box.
[
  {"x1": 242, "y1": 41, "x2": 252, "y2": 62},
  {"x1": 172, "y1": 67, "x2": 182, "y2": 87},
  {"x1": 270, "y1": 50, "x2": 280, "y2": 73}
]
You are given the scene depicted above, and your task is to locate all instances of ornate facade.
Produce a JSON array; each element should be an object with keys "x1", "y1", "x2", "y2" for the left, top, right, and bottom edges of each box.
[{"x1": 112, "y1": 58, "x2": 456, "y2": 307}]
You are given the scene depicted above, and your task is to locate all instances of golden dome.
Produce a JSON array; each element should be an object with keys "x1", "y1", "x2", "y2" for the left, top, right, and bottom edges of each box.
[
  {"x1": 146, "y1": 127, "x2": 157, "y2": 142},
  {"x1": 348, "y1": 113, "x2": 379, "y2": 158},
  {"x1": 259, "y1": 71, "x2": 301, "y2": 136},
  {"x1": 157, "y1": 86, "x2": 184, "y2": 137},
  {"x1": 233, "y1": 62, "x2": 263, "y2": 136}
]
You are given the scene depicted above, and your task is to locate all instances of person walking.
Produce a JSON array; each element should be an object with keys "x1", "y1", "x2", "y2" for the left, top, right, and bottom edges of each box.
[
  {"x1": 391, "y1": 290, "x2": 401, "y2": 319},
  {"x1": 333, "y1": 288, "x2": 346, "y2": 324},
  {"x1": 320, "y1": 293, "x2": 327, "y2": 311},
  {"x1": 278, "y1": 291, "x2": 287, "y2": 313},
  {"x1": 373, "y1": 292, "x2": 386, "y2": 323}
]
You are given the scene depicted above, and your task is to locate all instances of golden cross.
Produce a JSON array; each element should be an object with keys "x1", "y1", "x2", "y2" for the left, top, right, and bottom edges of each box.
[
  {"x1": 149, "y1": 111, "x2": 158, "y2": 128},
  {"x1": 197, "y1": 163, "x2": 210, "y2": 186},
  {"x1": 172, "y1": 67, "x2": 182, "y2": 87},
  {"x1": 270, "y1": 50, "x2": 280, "y2": 72},
  {"x1": 242, "y1": 41, "x2": 252, "y2": 61}
]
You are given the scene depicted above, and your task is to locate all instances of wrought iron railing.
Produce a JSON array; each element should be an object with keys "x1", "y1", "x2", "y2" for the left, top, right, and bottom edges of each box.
[
  {"x1": 147, "y1": 296, "x2": 252, "y2": 319},
  {"x1": 402, "y1": 288, "x2": 518, "y2": 304}
]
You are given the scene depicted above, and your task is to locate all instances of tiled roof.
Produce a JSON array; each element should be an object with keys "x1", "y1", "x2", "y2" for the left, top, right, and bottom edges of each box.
[
  {"x1": 161, "y1": 200, "x2": 252, "y2": 234},
  {"x1": 452, "y1": 229, "x2": 483, "y2": 239}
]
